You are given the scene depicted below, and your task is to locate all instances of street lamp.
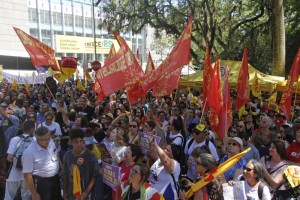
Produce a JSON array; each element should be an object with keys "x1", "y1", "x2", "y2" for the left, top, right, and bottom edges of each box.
[{"x1": 92, "y1": 0, "x2": 102, "y2": 60}]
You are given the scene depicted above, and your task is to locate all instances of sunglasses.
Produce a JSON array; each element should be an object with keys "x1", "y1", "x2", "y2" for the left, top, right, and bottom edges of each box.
[
  {"x1": 228, "y1": 142, "x2": 238, "y2": 146},
  {"x1": 196, "y1": 161, "x2": 203, "y2": 166},
  {"x1": 129, "y1": 125, "x2": 137, "y2": 128},
  {"x1": 277, "y1": 136, "x2": 282, "y2": 140},
  {"x1": 27, "y1": 116, "x2": 35, "y2": 119},
  {"x1": 243, "y1": 166, "x2": 253, "y2": 172}
]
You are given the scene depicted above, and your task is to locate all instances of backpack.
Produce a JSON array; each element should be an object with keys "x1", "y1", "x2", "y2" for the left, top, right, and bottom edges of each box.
[
  {"x1": 14, "y1": 135, "x2": 34, "y2": 169},
  {"x1": 166, "y1": 131, "x2": 184, "y2": 146},
  {"x1": 186, "y1": 138, "x2": 211, "y2": 154},
  {"x1": 240, "y1": 176, "x2": 266, "y2": 199}
]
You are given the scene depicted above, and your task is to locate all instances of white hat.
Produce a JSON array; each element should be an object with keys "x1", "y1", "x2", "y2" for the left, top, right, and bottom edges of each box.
[{"x1": 120, "y1": 94, "x2": 127, "y2": 99}]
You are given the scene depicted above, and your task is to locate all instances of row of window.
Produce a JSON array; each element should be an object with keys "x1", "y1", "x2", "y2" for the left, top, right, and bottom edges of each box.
[{"x1": 29, "y1": 8, "x2": 97, "y2": 28}]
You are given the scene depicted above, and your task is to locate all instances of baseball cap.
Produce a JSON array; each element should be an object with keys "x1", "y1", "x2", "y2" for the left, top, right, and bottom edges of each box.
[{"x1": 56, "y1": 92, "x2": 62, "y2": 96}]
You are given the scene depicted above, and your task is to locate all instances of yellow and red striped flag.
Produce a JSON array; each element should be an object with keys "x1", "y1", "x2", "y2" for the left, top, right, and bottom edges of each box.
[
  {"x1": 11, "y1": 78, "x2": 18, "y2": 91},
  {"x1": 185, "y1": 147, "x2": 251, "y2": 199}
]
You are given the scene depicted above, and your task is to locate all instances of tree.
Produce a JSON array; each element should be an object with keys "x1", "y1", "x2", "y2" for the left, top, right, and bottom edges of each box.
[{"x1": 98, "y1": 0, "x2": 294, "y2": 75}]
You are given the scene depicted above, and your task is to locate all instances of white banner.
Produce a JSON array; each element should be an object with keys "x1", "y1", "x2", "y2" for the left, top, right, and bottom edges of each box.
[{"x1": 2, "y1": 71, "x2": 51, "y2": 84}]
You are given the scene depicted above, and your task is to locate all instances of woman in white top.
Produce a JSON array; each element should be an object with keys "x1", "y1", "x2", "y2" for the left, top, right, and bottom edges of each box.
[
  {"x1": 234, "y1": 159, "x2": 271, "y2": 200},
  {"x1": 109, "y1": 127, "x2": 128, "y2": 164},
  {"x1": 148, "y1": 136, "x2": 185, "y2": 199}
]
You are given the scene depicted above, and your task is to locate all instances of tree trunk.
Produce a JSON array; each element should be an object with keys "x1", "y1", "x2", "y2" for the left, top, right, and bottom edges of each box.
[{"x1": 272, "y1": 0, "x2": 286, "y2": 76}]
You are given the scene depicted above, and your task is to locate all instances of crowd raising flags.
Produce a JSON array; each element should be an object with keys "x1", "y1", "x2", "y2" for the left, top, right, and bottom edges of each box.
[{"x1": 12, "y1": 23, "x2": 300, "y2": 125}]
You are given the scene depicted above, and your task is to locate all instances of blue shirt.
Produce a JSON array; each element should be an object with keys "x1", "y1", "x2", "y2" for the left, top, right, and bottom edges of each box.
[{"x1": 219, "y1": 154, "x2": 246, "y2": 182}]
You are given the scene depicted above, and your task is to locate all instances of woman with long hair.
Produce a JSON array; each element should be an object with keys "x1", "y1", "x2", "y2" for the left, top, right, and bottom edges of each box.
[
  {"x1": 109, "y1": 127, "x2": 128, "y2": 164},
  {"x1": 261, "y1": 140, "x2": 290, "y2": 197},
  {"x1": 179, "y1": 153, "x2": 224, "y2": 200},
  {"x1": 234, "y1": 159, "x2": 271, "y2": 200}
]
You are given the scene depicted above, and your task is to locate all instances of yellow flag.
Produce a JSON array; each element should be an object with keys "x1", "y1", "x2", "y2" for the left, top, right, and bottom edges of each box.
[
  {"x1": 76, "y1": 70, "x2": 85, "y2": 90},
  {"x1": 251, "y1": 72, "x2": 261, "y2": 99},
  {"x1": 268, "y1": 92, "x2": 277, "y2": 104},
  {"x1": 84, "y1": 68, "x2": 93, "y2": 82},
  {"x1": 73, "y1": 165, "x2": 82, "y2": 197},
  {"x1": 48, "y1": 68, "x2": 68, "y2": 84},
  {"x1": 24, "y1": 79, "x2": 30, "y2": 93},
  {"x1": 11, "y1": 78, "x2": 18, "y2": 91},
  {"x1": 0, "y1": 65, "x2": 3, "y2": 81},
  {"x1": 185, "y1": 148, "x2": 251, "y2": 199}
]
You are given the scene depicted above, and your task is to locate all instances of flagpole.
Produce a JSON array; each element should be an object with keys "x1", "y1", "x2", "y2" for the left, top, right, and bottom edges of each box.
[
  {"x1": 200, "y1": 98, "x2": 207, "y2": 123},
  {"x1": 291, "y1": 85, "x2": 299, "y2": 123},
  {"x1": 45, "y1": 82, "x2": 55, "y2": 100}
]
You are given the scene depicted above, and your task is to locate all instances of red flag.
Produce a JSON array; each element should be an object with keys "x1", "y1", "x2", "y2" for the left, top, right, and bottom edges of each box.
[
  {"x1": 152, "y1": 68, "x2": 182, "y2": 97},
  {"x1": 13, "y1": 27, "x2": 60, "y2": 71},
  {"x1": 216, "y1": 66, "x2": 232, "y2": 139},
  {"x1": 145, "y1": 52, "x2": 155, "y2": 76},
  {"x1": 280, "y1": 48, "x2": 300, "y2": 119},
  {"x1": 140, "y1": 17, "x2": 193, "y2": 94},
  {"x1": 203, "y1": 40, "x2": 213, "y2": 102},
  {"x1": 207, "y1": 55, "x2": 223, "y2": 132},
  {"x1": 236, "y1": 47, "x2": 250, "y2": 111},
  {"x1": 95, "y1": 33, "x2": 143, "y2": 96}
]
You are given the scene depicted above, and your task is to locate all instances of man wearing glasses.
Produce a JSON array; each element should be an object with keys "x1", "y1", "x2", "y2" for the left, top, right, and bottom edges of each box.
[{"x1": 22, "y1": 127, "x2": 62, "y2": 200}]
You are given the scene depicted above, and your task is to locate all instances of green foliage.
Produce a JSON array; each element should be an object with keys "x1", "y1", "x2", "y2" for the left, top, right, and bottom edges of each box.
[{"x1": 98, "y1": 0, "x2": 299, "y2": 74}]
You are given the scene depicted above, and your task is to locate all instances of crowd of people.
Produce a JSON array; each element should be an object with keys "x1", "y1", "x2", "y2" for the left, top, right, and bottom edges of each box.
[{"x1": 0, "y1": 81, "x2": 300, "y2": 200}]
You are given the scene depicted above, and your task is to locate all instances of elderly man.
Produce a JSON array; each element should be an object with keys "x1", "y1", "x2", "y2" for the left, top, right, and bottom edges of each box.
[{"x1": 22, "y1": 127, "x2": 62, "y2": 200}]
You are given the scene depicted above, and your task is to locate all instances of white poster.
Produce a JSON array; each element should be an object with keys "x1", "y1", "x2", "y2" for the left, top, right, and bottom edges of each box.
[{"x1": 222, "y1": 181, "x2": 246, "y2": 200}]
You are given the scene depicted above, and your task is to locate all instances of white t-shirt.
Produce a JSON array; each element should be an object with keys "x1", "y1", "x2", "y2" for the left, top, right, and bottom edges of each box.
[
  {"x1": 184, "y1": 138, "x2": 219, "y2": 161},
  {"x1": 6, "y1": 134, "x2": 35, "y2": 181},
  {"x1": 149, "y1": 158, "x2": 180, "y2": 199},
  {"x1": 235, "y1": 175, "x2": 271, "y2": 200},
  {"x1": 168, "y1": 132, "x2": 184, "y2": 146}
]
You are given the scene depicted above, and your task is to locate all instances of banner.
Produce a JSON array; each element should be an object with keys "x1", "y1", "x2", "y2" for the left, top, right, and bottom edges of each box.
[
  {"x1": 222, "y1": 181, "x2": 246, "y2": 200},
  {"x1": 138, "y1": 132, "x2": 161, "y2": 154},
  {"x1": 102, "y1": 162, "x2": 121, "y2": 191},
  {"x1": 0, "y1": 65, "x2": 2, "y2": 81},
  {"x1": 97, "y1": 143, "x2": 112, "y2": 161},
  {"x1": 1, "y1": 71, "x2": 50, "y2": 84}
]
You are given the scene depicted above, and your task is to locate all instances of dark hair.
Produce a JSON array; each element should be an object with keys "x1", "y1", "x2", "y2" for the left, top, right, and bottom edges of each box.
[
  {"x1": 188, "y1": 123, "x2": 198, "y2": 134},
  {"x1": 69, "y1": 128, "x2": 85, "y2": 140},
  {"x1": 136, "y1": 163, "x2": 150, "y2": 183},
  {"x1": 172, "y1": 116, "x2": 183, "y2": 132},
  {"x1": 75, "y1": 115, "x2": 89, "y2": 128},
  {"x1": 35, "y1": 126, "x2": 50, "y2": 137},
  {"x1": 271, "y1": 140, "x2": 287, "y2": 160},
  {"x1": 128, "y1": 144, "x2": 142, "y2": 162},
  {"x1": 170, "y1": 144, "x2": 186, "y2": 174},
  {"x1": 145, "y1": 120, "x2": 156, "y2": 130},
  {"x1": 239, "y1": 131, "x2": 250, "y2": 141},
  {"x1": 23, "y1": 120, "x2": 35, "y2": 133}
]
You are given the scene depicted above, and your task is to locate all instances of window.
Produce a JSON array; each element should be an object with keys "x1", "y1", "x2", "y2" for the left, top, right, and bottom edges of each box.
[
  {"x1": 30, "y1": 28, "x2": 38, "y2": 38},
  {"x1": 75, "y1": 16, "x2": 83, "y2": 28},
  {"x1": 64, "y1": 14, "x2": 73, "y2": 26},
  {"x1": 40, "y1": 10, "x2": 50, "y2": 24},
  {"x1": 85, "y1": 17, "x2": 92, "y2": 29},
  {"x1": 28, "y1": 8, "x2": 37, "y2": 22},
  {"x1": 53, "y1": 12, "x2": 62, "y2": 25}
]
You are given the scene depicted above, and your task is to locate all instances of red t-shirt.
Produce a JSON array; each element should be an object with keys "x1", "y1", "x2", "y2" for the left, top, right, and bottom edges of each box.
[{"x1": 286, "y1": 141, "x2": 300, "y2": 163}]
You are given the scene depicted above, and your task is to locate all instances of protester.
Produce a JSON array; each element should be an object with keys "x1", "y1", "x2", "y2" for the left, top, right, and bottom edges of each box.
[
  {"x1": 233, "y1": 159, "x2": 271, "y2": 200},
  {"x1": 5, "y1": 120, "x2": 35, "y2": 200},
  {"x1": 219, "y1": 137, "x2": 246, "y2": 182},
  {"x1": 22, "y1": 126, "x2": 62, "y2": 200},
  {"x1": 121, "y1": 164, "x2": 161, "y2": 200},
  {"x1": 286, "y1": 119, "x2": 300, "y2": 164},
  {"x1": 179, "y1": 153, "x2": 224, "y2": 200},
  {"x1": 63, "y1": 128, "x2": 99, "y2": 200}
]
